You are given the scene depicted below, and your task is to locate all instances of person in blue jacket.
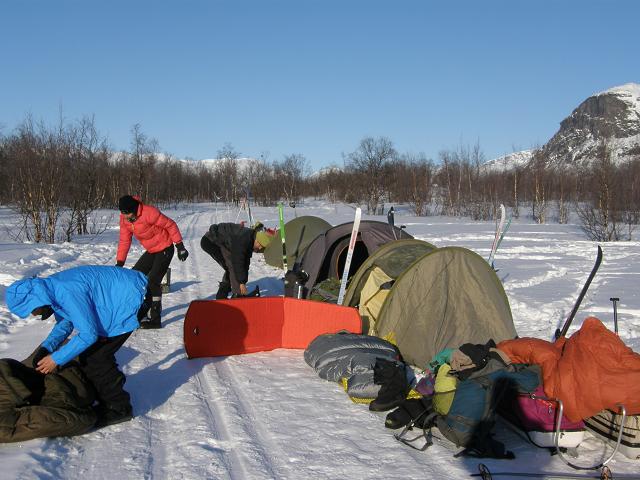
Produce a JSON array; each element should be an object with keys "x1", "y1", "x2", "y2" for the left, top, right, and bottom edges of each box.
[{"x1": 5, "y1": 265, "x2": 148, "y2": 428}]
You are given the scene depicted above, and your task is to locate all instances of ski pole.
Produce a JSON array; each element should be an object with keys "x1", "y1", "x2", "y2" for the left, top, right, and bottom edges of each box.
[
  {"x1": 610, "y1": 297, "x2": 619, "y2": 334},
  {"x1": 555, "y1": 245, "x2": 603, "y2": 340}
]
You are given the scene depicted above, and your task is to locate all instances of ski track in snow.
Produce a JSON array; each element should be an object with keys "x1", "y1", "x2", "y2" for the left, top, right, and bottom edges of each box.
[{"x1": 0, "y1": 203, "x2": 639, "y2": 478}]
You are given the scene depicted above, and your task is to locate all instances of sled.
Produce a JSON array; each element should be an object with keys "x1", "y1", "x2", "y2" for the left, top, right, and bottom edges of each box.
[
  {"x1": 184, "y1": 297, "x2": 362, "y2": 358},
  {"x1": 500, "y1": 386, "x2": 585, "y2": 449},
  {"x1": 585, "y1": 409, "x2": 640, "y2": 460}
]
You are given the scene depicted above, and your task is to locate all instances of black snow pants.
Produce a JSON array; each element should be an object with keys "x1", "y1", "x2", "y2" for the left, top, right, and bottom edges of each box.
[
  {"x1": 132, "y1": 244, "x2": 174, "y2": 298},
  {"x1": 200, "y1": 235, "x2": 243, "y2": 295},
  {"x1": 78, "y1": 332, "x2": 132, "y2": 412}
]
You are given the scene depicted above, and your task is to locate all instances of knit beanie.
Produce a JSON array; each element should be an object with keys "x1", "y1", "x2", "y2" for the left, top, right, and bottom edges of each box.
[
  {"x1": 255, "y1": 230, "x2": 274, "y2": 248},
  {"x1": 118, "y1": 195, "x2": 139, "y2": 214}
]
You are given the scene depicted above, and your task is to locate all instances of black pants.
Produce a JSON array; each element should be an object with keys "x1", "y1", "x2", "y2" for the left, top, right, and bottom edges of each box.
[
  {"x1": 78, "y1": 332, "x2": 132, "y2": 411},
  {"x1": 133, "y1": 244, "x2": 174, "y2": 298},
  {"x1": 201, "y1": 235, "x2": 241, "y2": 294}
]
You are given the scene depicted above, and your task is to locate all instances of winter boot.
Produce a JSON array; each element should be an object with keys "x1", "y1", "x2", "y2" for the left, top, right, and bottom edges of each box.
[
  {"x1": 385, "y1": 397, "x2": 433, "y2": 429},
  {"x1": 369, "y1": 358, "x2": 410, "y2": 412},
  {"x1": 137, "y1": 296, "x2": 152, "y2": 322},
  {"x1": 140, "y1": 299, "x2": 162, "y2": 329},
  {"x1": 385, "y1": 404, "x2": 414, "y2": 430},
  {"x1": 232, "y1": 286, "x2": 261, "y2": 298},
  {"x1": 215, "y1": 281, "x2": 232, "y2": 300}
]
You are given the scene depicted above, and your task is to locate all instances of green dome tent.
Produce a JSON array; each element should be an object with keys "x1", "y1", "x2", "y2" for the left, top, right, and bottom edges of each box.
[
  {"x1": 342, "y1": 239, "x2": 437, "y2": 334},
  {"x1": 263, "y1": 216, "x2": 332, "y2": 269},
  {"x1": 348, "y1": 246, "x2": 516, "y2": 368}
]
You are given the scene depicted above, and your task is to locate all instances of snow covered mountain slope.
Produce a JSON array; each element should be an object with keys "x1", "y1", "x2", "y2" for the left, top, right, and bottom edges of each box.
[
  {"x1": 541, "y1": 83, "x2": 640, "y2": 168},
  {"x1": 486, "y1": 83, "x2": 640, "y2": 171}
]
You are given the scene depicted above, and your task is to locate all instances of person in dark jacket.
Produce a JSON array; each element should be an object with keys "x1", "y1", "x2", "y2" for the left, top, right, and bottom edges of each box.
[
  {"x1": 117, "y1": 194, "x2": 189, "y2": 329},
  {"x1": 200, "y1": 222, "x2": 274, "y2": 299},
  {"x1": 5, "y1": 265, "x2": 148, "y2": 428}
]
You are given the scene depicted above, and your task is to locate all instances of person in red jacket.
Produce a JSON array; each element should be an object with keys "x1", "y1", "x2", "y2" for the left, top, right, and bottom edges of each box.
[{"x1": 116, "y1": 195, "x2": 189, "y2": 329}]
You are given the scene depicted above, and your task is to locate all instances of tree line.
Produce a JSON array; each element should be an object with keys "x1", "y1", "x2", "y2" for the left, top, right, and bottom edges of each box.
[
  {"x1": 0, "y1": 117, "x2": 308, "y2": 243},
  {"x1": 1, "y1": 116, "x2": 639, "y2": 243}
]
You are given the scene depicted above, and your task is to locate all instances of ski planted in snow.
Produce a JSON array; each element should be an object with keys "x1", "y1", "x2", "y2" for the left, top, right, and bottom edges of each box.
[
  {"x1": 387, "y1": 206, "x2": 397, "y2": 240},
  {"x1": 488, "y1": 204, "x2": 506, "y2": 266},
  {"x1": 245, "y1": 187, "x2": 254, "y2": 226},
  {"x1": 555, "y1": 245, "x2": 603, "y2": 340},
  {"x1": 491, "y1": 215, "x2": 512, "y2": 268},
  {"x1": 495, "y1": 216, "x2": 512, "y2": 252},
  {"x1": 337, "y1": 207, "x2": 362, "y2": 305},
  {"x1": 278, "y1": 202, "x2": 288, "y2": 271}
]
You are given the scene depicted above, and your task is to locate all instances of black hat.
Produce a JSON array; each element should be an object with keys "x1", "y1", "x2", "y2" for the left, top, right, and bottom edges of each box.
[{"x1": 118, "y1": 195, "x2": 139, "y2": 214}]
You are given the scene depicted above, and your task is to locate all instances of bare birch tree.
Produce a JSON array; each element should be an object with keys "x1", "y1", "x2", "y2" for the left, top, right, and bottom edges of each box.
[{"x1": 346, "y1": 136, "x2": 396, "y2": 214}]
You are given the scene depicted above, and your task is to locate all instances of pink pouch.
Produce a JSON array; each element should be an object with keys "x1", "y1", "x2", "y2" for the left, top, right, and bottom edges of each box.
[{"x1": 515, "y1": 386, "x2": 585, "y2": 432}]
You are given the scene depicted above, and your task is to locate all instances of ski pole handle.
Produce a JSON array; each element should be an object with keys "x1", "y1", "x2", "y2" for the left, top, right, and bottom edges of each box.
[{"x1": 610, "y1": 297, "x2": 619, "y2": 334}]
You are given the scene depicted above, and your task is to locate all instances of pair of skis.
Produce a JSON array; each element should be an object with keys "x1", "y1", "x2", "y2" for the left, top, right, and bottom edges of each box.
[
  {"x1": 337, "y1": 207, "x2": 362, "y2": 305},
  {"x1": 488, "y1": 204, "x2": 512, "y2": 268},
  {"x1": 278, "y1": 202, "x2": 287, "y2": 271}
]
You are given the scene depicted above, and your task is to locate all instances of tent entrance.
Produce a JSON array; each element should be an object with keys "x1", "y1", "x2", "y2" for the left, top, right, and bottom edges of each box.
[
  {"x1": 358, "y1": 267, "x2": 393, "y2": 334},
  {"x1": 333, "y1": 240, "x2": 368, "y2": 280}
]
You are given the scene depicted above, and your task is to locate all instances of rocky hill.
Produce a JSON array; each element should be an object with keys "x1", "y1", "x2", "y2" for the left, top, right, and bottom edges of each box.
[{"x1": 484, "y1": 83, "x2": 640, "y2": 172}]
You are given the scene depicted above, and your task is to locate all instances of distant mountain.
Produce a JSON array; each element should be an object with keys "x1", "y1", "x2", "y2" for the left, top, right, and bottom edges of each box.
[
  {"x1": 108, "y1": 152, "x2": 263, "y2": 174},
  {"x1": 481, "y1": 150, "x2": 533, "y2": 173},
  {"x1": 182, "y1": 157, "x2": 258, "y2": 171},
  {"x1": 485, "y1": 83, "x2": 640, "y2": 171},
  {"x1": 308, "y1": 165, "x2": 343, "y2": 178}
]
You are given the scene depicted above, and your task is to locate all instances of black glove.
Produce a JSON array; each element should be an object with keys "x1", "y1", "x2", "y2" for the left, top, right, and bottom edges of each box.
[
  {"x1": 176, "y1": 242, "x2": 189, "y2": 261},
  {"x1": 32, "y1": 346, "x2": 50, "y2": 369},
  {"x1": 116, "y1": 260, "x2": 125, "y2": 267}
]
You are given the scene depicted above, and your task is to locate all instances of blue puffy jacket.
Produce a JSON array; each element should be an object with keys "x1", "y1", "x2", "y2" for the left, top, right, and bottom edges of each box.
[{"x1": 5, "y1": 266, "x2": 148, "y2": 366}]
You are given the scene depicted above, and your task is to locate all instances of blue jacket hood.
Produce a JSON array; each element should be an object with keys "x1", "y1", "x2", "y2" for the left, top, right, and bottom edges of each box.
[
  {"x1": 6, "y1": 278, "x2": 53, "y2": 318},
  {"x1": 5, "y1": 266, "x2": 147, "y2": 366}
]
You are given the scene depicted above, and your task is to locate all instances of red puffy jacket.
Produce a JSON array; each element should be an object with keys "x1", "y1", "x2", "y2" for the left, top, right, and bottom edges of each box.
[{"x1": 117, "y1": 199, "x2": 183, "y2": 264}]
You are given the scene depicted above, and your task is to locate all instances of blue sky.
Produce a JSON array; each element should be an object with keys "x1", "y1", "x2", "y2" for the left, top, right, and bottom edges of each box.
[{"x1": 1, "y1": 1, "x2": 638, "y2": 171}]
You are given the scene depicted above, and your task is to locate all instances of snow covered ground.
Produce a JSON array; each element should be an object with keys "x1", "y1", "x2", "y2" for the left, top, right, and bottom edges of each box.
[{"x1": 1, "y1": 201, "x2": 639, "y2": 479}]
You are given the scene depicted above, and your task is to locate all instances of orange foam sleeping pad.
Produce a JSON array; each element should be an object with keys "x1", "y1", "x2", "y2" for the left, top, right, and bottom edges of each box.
[{"x1": 184, "y1": 297, "x2": 362, "y2": 358}]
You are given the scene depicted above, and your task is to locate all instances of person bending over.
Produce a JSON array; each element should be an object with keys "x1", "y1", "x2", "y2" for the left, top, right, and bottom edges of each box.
[
  {"x1": 200, "y1": 222, "x2": 273, "y2": 299},
  {"x1": 5, "y1": 265, "x2": 148, "y2": 428}
]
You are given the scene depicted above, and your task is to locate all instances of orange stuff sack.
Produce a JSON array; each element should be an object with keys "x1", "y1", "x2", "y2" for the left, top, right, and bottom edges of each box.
[{"x1": 499, "y1": 317, "x2": 640, "y2": 422}]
